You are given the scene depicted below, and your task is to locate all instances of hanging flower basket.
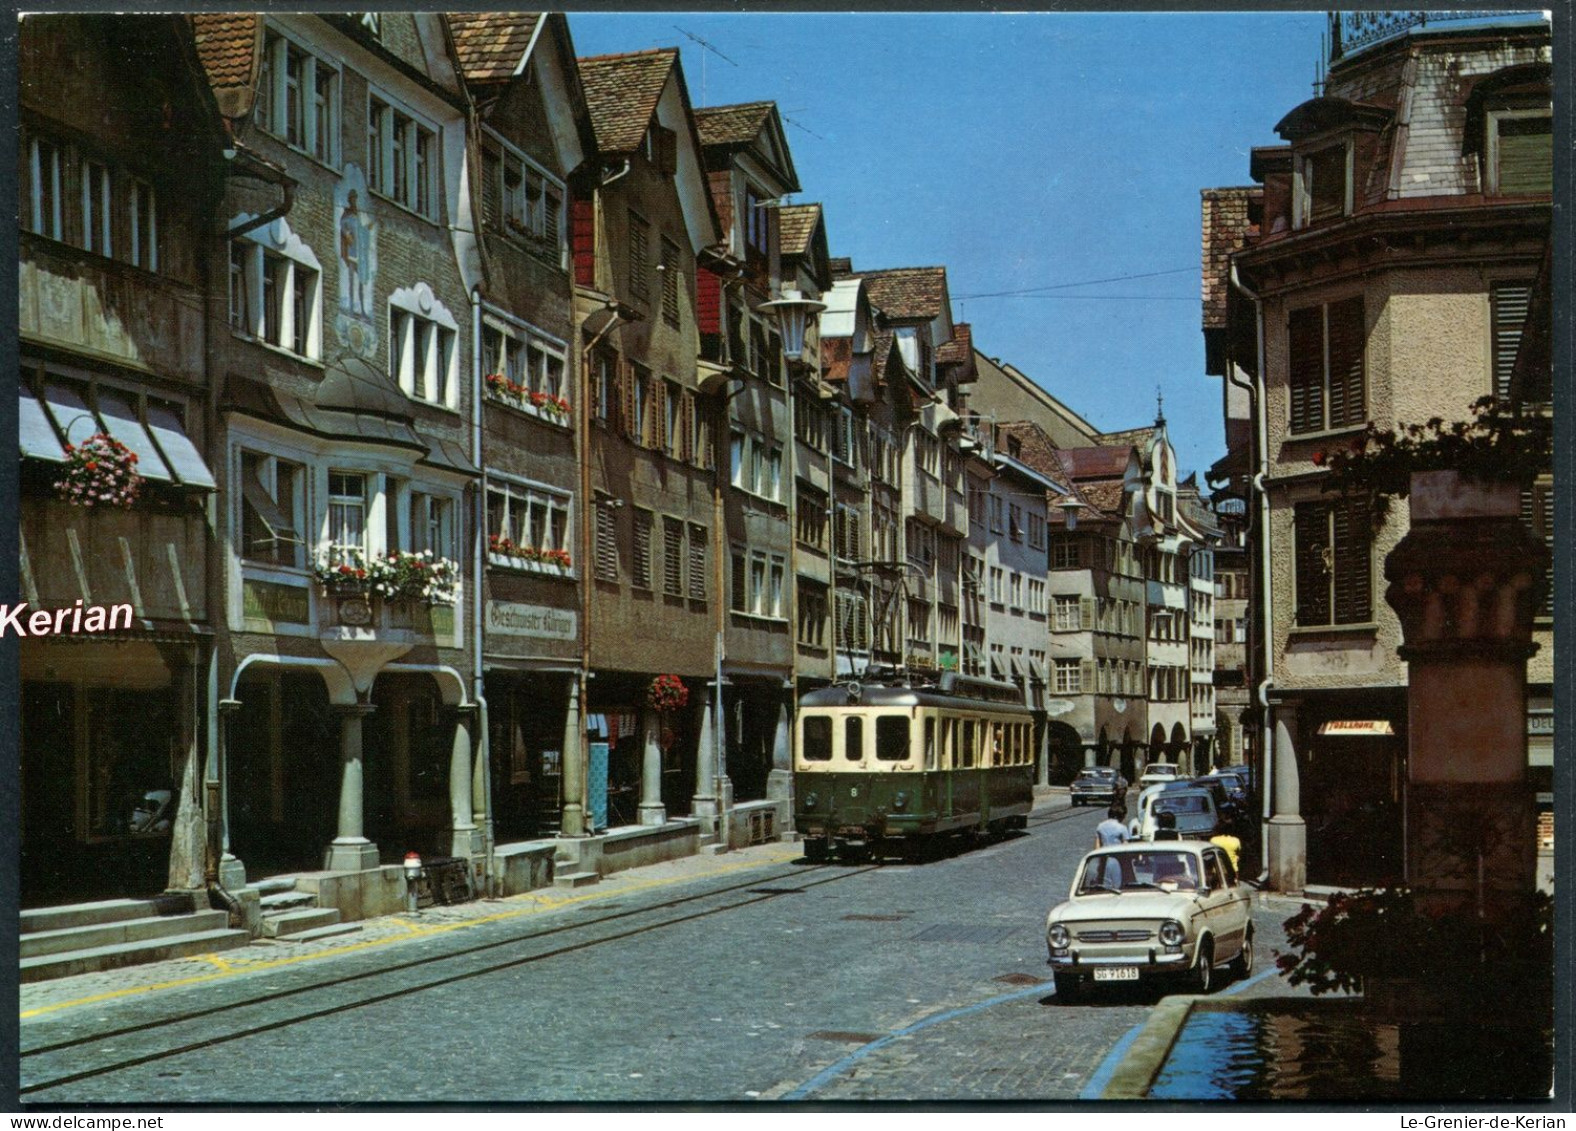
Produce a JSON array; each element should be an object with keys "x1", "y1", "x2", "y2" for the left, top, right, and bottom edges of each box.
[
  {"x1": 57, "y1": 433, "x2": 142, "y2": 508},
  {"x1": 647, "y1": 674, "x2": 689, "y2": 714}
]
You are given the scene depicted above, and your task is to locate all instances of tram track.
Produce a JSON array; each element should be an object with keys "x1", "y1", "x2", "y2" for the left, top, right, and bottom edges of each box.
[{"x1": 20, "y1": 862, "x2": 876, "y2": 1096}]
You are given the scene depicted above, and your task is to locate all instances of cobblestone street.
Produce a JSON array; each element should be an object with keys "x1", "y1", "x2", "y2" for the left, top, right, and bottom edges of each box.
[{"x1": 21, "y1": 799, "x2": 1316, "y2": 1105}]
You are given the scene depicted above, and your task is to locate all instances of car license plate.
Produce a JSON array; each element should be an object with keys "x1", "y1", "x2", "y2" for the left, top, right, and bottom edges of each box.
[{"x1": 1093, "y1": 966, "x2": 1140, "y2": 982}]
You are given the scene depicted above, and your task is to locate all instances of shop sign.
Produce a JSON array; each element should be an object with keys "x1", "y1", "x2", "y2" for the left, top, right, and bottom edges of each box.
[
  {"x1": 486, "y1": 600, "x2": 576, "y2": 641},
  {"x1": 243, "y1": 579, "x2": 310, "y2": 627},
  {"x1": 1527, "y1": 713, "x2": 1553, "y2": 736},
  {"x1": 1317, "y1": 719, "x2": 1394, "y2": 737}
]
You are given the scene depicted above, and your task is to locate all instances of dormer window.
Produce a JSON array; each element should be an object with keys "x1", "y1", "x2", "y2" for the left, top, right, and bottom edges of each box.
[
  {"x1": 1294, "y1": 140, "x2": 1351, "y2": 228},
  {"x1": 1487, "y1": 109, "x2": 1552, "y2": 195}
]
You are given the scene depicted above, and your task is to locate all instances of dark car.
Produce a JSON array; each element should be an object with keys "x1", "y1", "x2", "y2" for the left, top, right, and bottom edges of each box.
[
  {"x1": 1069, "y1": 768, "x2": 1122, "y2": 807},
  {"x1": 1211, "y1": 771, "x2": 1252, "y2": 811}
]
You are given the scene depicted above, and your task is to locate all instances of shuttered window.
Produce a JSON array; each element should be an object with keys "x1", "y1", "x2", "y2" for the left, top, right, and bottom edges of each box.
[
  {"x1": 730, "y1": 549, "x2": 748, "y2": 613},
  {"x1": 1294, "y1": 500, "x2": 1372, "y2": 626},
  {"x1": 632, "y1": 508, "x2": 654, "y2": 590},
  {"x1": 627, "y1": 212, "x2": 650, "y2": 302},
  {"x1": 663, "y1": 516, "x2": 684, "y2": 597},
  {"x1": 1522, "y1": 482, "x2": 1554, "y2": 619},
  {"x1": 1492, "y1": 282, "x2": 1532, "y2": 401},
  {"x1": 594, "y1": 503, "x2": 618, "y2": 583},
  {"x1": 1491, "y1": 113, "x2": 1552, "y2": 195},
  {"x1": 688, "y1": 523, "x2": 708, "y2": 602},
  {"x1": 1289, "y1": 298, "x2": 1365, "y2": 434},
  {"x1": 660, "y1": 237, "x2": 681, "y2": 327}
]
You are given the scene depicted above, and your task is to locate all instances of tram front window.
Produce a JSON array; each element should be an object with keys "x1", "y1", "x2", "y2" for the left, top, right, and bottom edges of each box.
[
  {"x1": 876, "y1": 716, "x2": 910, "y2": 761},
  {"x1": 802, "y1": 716, "x2": 832, "y2": 762},
  {"x1": 844, "y1": 716, "x2": 864, "y2": 761}
]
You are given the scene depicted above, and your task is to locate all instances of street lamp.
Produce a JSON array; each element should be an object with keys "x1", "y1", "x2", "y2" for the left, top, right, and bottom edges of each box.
[
  {"x1": 756, "y1": 288, "x2": 826, "y2": 362},
  {"x1": 1056, "y1": 497, "x2": 1088, "y2": 531}
]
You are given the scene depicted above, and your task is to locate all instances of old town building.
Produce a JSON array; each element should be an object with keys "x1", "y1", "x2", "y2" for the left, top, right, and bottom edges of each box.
[
  {"x1": 19, "y1": 14, "x2": 229, "y2": 906},
  {"x1": 1205, "y1": 12, "x2": 1552, "y2": 891},
  {"x1": 449, "y1": 14, "x2": 598, "y2": 847}
]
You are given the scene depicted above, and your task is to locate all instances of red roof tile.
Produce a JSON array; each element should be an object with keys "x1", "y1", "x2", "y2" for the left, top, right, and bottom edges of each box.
[
  {"x1": 1097, "y1": 426, "x2": 1156, "y2": 451},
  {"x1": 190, "y1": 13, "x2": 258, "y2": 117},
  {"x1": 448, "y1": 13, "x2": 541, "y2": 83},
  {"x1": 1056, "y1": 445, "x2": 1133, "y2": 481},
  {"x1": 778, "y1": 203, "x2": 821, "y2": 258},
  {"x1": 937, "y1": 322, "x2": 972, "y2": 366},
  {"x1": 694, "y1": 101, "x2": 774, "y2": 150},
  {"x1": 577, "y1": 48, "x2": 677, "y2": 156},
  {"x1": 860, "y1": 266, "x2": 948, "y2": 322}
]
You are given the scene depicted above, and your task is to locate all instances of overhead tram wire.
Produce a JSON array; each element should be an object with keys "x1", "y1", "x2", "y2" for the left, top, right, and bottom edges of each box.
[{"x1": 953, "y1": 265, "x2": 1200, "y2": 301}]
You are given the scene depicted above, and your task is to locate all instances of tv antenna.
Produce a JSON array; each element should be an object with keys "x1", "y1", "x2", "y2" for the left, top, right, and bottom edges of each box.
[
  {"x1": 673, "y1": 25, "x2": 737, "y2": 107},
  {"x1": 780, "y1": 107, "x2": 825, "y2": 141}
]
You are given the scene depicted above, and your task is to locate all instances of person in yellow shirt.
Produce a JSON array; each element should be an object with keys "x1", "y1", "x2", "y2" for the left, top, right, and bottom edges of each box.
[{"x1": 1210, "y1": 832, "x2": 1242, "y2": 874}]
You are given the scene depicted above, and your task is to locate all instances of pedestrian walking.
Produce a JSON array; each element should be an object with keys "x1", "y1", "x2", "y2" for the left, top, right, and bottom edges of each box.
[{"x1": 1094, "y1": 805, "x2": 1129, "y2": 888}]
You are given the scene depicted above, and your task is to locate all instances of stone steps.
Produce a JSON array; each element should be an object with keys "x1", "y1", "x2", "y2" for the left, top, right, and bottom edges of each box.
[
  {"x1": 20, "y1": 894, "x2": 194, "y2": 936},
  {"x1": 261, "y1": 908, "x2": 342, "y2": 938},
  {"x1": 259, "y1": 890, "x2": 317, "y2": 913},
  {"x1": 553, "y1": 870, "x2": 600, "y2": 889},
  {"x1": 272, "y1": 922, "x2": 363, "y2": 945},
  {"x1": 20, "y1": 927, "x2": 250, "y2": 983},
  {"x1": 21, "y1": 910, "x2": 231, "y2": 959}
]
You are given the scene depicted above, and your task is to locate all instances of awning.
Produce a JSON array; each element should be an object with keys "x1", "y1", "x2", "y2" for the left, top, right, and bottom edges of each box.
[
  {"x1": 1009, "y1": 654, "x2": 1025, "y2": 679},
  {"x1": 1317, "y1": 720, "x2": 1395, "y2": 737},
  {"x1": 96, "y1": 391, "x2": 174, "y2": 482},
  {"x1": 964, "y1": 642, "x2": 985, "y2": 671},
  {"x1": 19, "y1": 387, "x2": 66, "y2": 462},
  {"x1": 989, "y1": 651, "x2": 1007, "y2": 680},
  {"x1": 28, "y1": 382, "x2": 216, "y2": 489},
  {"x1": 242, "y1": 466, "x2": 303, "y2": 549},
  {"x1": 1027, "y1": 657, "x2": 1047, "y2": 684},
  {"x1": 146, "y1": 403, "x2": 217, "y2": 490}
]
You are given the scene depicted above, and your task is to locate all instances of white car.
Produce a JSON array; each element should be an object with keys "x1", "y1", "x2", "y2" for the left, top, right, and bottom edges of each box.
[
  {"x1": 1044, "y1": 840, "x2": 1254, "y2": 1000},
  {"x1": 1138, "y1": 761, "x2": 1180, "y2": 789}
]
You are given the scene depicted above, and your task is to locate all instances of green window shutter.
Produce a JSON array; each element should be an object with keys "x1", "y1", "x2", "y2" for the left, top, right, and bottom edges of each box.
[
  {"x1": 1331, "y1": 501, "x2": 1372, "y2": 624},
  {"x1": 1294, "y1": 503, "x2": 1332, "y2": 626},
  {"x1": 1326, "y1": 297, "x2": 1366, "y2": 428},
  {"x1": 1080, "y1": 598, "x2": 1094, "y2": 630},
  {"x1": 1497, "y1": 116, "x2": 1553, "y2": 194},
  {"x1": 1288, "y1": 306, "x2": 1325, "y2": 434},
  {"x1": 1080, "y1": 660, "x2": 1095, "y2": 693}
]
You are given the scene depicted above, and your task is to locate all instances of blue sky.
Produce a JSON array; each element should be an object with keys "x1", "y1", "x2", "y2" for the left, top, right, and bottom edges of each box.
[{"x1": 571, "y1": 12, "x2": 1330, "y2": 480}]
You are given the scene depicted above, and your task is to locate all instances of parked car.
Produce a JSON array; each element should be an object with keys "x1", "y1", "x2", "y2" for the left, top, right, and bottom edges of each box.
[
  {"x1": 1130, "y1": 787, "x2": 1222, "y2": 841},
  {"x1": 1162, "y1": 776, "x2": 1245, "y2": 833},
  {"x1": 1138, "y1": 762, "x2": 1180, "y2": 789},
  {"x1": 1070, "y1": 768, "x2": 1123, "y2": 807},
  {"x1": 1209, "y1": 771, "x2": 1252, "y2": 813},
  {"x1": 1221, "y1": 764, "x2": 1255, "y2": 794},
  {"x1": 1045, "y1": 840, "x2": 1255, "y2": 1000}
]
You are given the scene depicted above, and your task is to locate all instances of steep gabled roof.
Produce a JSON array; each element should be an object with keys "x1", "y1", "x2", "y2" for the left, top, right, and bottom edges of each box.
[
  {"x1": 1097, "y1": 425, "x2": 1157, "y2": 451},
  {"x1": 694, "y1": 101, "x2": 774, "y2": 149},
  {"x1": 190, "y1": 13, "x2": 260, "y2": 119},
  {"x1": 448, "y1": 13, "x2": 542, "y2": 82},
  {"x1": 778, "y1": 203, "x2": 821, "y2": 258},
  {"x1": 860, "y1": 266, "x2": 948, "y2": 322},
  {"x1": 577, "y1": 48, "x2": 677, "y2": 155},
  {"x1": 937, "y1": 322, "x2": 973, "y2": 366}
]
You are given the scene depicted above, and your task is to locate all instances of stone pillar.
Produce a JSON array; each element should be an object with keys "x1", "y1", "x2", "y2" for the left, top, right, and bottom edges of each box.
[
  {"x1": 1267, "y1": 704, "x2": 1306, "y2": 894},
  {"x1": 560, "y1": 672, "x2": 586, "y2": 837},
  {"x1": 1082, "y1": 743, "x2": 1096, "y2": 772},
  {"x1": 448, "y1": 705, "x2": 481, "y2": 859},
  {"x1": 638, "y1": 709, "x2": 667, "y2": 826},
  {"x1": 326, "y1": 702, "x2": 379, "y2": 872},
  {"x1": 693, "y1": 691, "x2": 720, "y2": 839},
  {"x1": 766, "y1": 691, "x2": 793, "y2": 805},
  {"x1": 1385, "y1": 471, "x2": 1547, "y2": 921},
  {"x1": 215, "y1": 698, "x2": 246, "y2": 889}
]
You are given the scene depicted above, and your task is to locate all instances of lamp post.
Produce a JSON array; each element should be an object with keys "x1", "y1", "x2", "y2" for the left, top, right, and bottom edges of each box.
[
  {"x1": 1056, "y1": 497, "x2": 1087, "y2": 531},
  {"x1": 756, "y1": 288, "x2": 826, "y2": 363}
]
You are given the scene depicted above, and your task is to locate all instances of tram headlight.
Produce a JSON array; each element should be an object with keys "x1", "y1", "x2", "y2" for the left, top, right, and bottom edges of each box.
[
  {"x1": 1159, "y1": 920, "x2": 1185, "y2": 949},
  {"x1": 893, "y1": 791, "x2": 909, "y2": 811},
  {"x1": 1048, "y1": 923, "x2": 1070, "y2": 949},
  {"x1": 804, "y1": 792, "x2": 819, "y2": 811}
]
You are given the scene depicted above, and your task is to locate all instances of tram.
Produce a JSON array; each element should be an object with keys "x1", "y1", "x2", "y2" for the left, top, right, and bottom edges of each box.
[{"x1": 794, "y1": 672, "x2": 1035, "y2": 860}]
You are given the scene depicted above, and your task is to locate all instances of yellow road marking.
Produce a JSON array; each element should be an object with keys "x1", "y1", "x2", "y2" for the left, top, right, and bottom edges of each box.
[{"x1": 21, "y1": 845, "x2": 800, "y2": 1020}]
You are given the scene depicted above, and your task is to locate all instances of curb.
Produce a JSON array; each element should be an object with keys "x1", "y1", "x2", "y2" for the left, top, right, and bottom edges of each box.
[{"x1": 1095, "y1": 994, "x2": 1199, "y2": 1099}]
